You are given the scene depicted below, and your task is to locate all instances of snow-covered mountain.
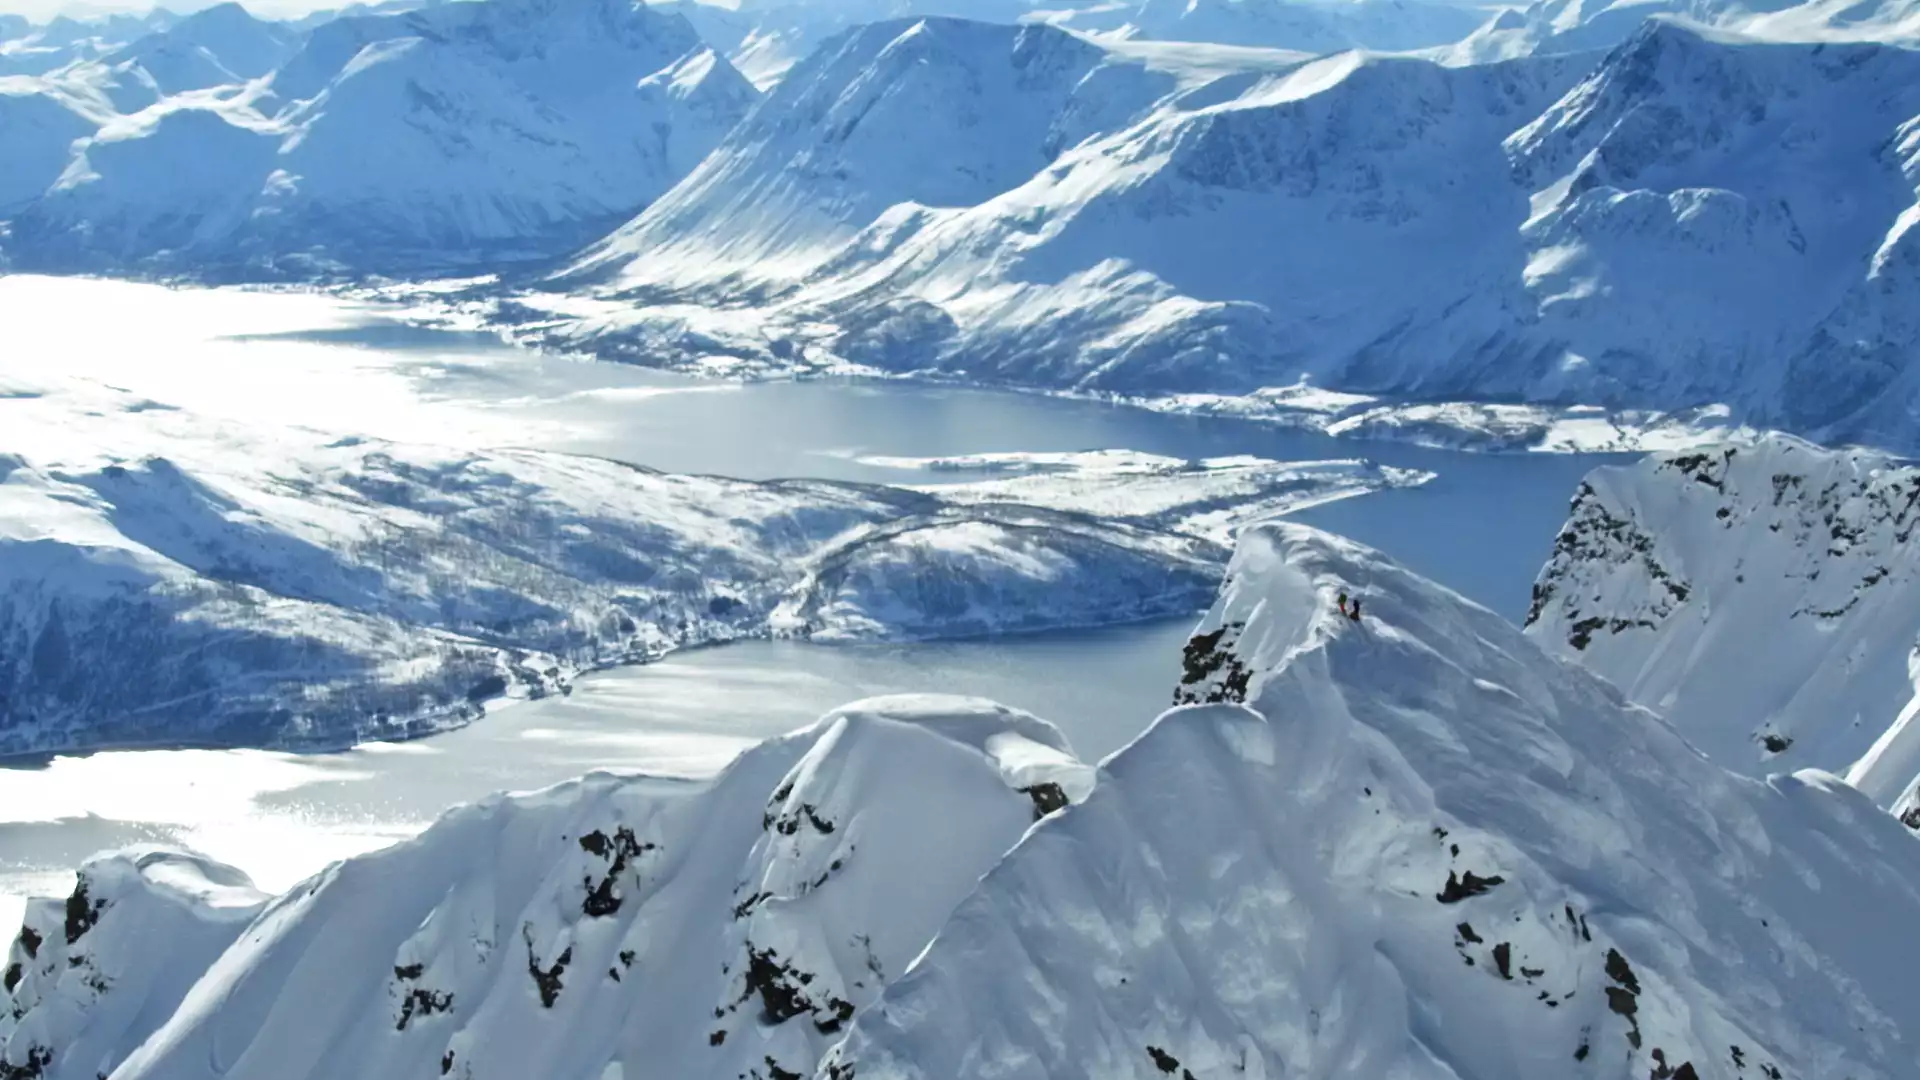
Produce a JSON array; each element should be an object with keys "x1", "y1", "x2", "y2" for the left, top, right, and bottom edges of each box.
[
  {"x1": 1099, "y1": 0, "x2": 1490, "y2": 53},
  {"x1": 1, "y1": 849, "x2": 267, "y2": 1080},
  {"x1": 8, "y1": 695, "x2": 1093, "y2": 1080},
  {"x1": 649, "y1": 0, "x2": 1490, "y2": 90},
  {"x1": 0, "y1": 10, "x2": 177, "y2": 77},
  {"x1": 1444, "y1": 0, "x2": 1920, "y2": 64},
  {"x1": 517, "y1": 17, "x2": 1920, "y2": 452},
  {"x1": 650, "y1": 0, "x2": 1052, "y2": 89},
  {"x1": 0, "y1": 0, "x2": 757, "y2": 278},
  {"x1": 15, "y1": 522, "x2": 1920, "y2": 1080},
  {"x1": 96, "y1": 3, "x2": 301, "y2": 102},
  {"x1": 1524, "y1": 435, "x2": 1920, "y2": 815}
]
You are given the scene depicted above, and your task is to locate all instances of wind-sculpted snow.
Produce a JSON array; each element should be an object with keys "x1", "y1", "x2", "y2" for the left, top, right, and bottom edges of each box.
[
  {"x1": 825, "y1": 523, "x2": 1920, "y2": 1080},
  {"x1": 1525, "y1": 435, "x2": 1920, "y2": 817},
  {"x1": 0, "y1": 0, "x2": 757, "y2": 277},
  {"x1": 58, "y1": 697, "x2": 1090, "y2": 1080},
  {"x1": 1, "y1": 849, "x2": 267, "y2": 1080},
  {"x1": 512, "y1": 18, "x2": 1920, "y2": 452}
]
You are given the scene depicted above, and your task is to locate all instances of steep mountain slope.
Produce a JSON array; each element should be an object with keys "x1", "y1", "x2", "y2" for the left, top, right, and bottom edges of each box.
[
  {"x1": 546, "y1": 20, "x2": 1583, "y2": 395},
  {"x1": 0, "y1": 11, "x2": 176, "y2": 77},
  {"x1": 1524, "y1": 436, "x2": 1920, "y2": 806},
  {"x1": 1444, "y1": 0, "x2": 1920, "y2": 64},
  {"x1": 2, "y1": 0, "x2": 757, "y2": 278},
  {"x1": 99, "y1": 3, "x2": 301, "y2": 99},
  {"x1": 653, "y1": 0, "x2": 1048, "y2": 88},
  {"x1": 0, "y1": 83, "x2": 96, "y2": 214},
  {"x1": 1, "y1": 850, "x2": 268, "y2": 1080},
  {"x1": 827, "y1": 522, "x2": 1920, "y2": 1080},
  {"x1": 1106, "y1": 0, "x2": 1488, "y2": 53},
  {"x1": 526, "y1": 19, "x2": 1920, "y2": 451},
  {"x1": 651, "y1": 0, "x2": 1488, "y2": 91},
  {"x1": 80, "y1": 697, "x2": 1088, "y2": 1080},
  {"x1": 15, "y1": 525, "x2": 1920, "y2": 1080}
]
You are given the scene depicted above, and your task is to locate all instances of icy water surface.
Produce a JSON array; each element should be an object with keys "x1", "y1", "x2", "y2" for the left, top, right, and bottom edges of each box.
[{"x1": 0, "y1": 276, "x2": 1623, "y2": 924}]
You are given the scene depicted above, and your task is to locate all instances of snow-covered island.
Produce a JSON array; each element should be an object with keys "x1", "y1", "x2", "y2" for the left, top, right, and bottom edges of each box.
[{"x1": 0, "y1": 332, "x2": 1424, "y2": 755}]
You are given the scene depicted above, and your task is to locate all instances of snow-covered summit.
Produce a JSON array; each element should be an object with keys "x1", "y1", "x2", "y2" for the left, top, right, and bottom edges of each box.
[
  {"x1": 63, "y1": 696, "x2": 1088, "y2": 1080},
  {"x1": 16, "y1": 525, "x2": 1920, "y2": 1079},
  {"x1": 1, "y1": 0, "x2": 758, "y2": 278},
  {"x1": 828, "y1": 521, "x2": 1920, "y2": 1079},
  {"x1": 516, "y1": 17, "x2": 1920, "y2": 452},
  {"x1": 1, "y1": 848, "x2": 267, "y2": 1080},
  {"x1": 1525, "y1": 435, "x2": 1920, "y2": 809}
]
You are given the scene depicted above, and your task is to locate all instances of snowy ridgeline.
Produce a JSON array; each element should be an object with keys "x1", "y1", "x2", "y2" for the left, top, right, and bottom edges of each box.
[
  {"x1": 14, "y1": 1, "x2": 1920, "y2": 445},
  {"x1": 1525, "y1": 433, "x2": 1920, "y2": 820},
  {"x1": 0, "y1": 367, "x2": 1423, "y2": 756},
  {"x1": 0, "y1": 0, "x2": 758, "y2": 277},
  {"x1": 488, "y1": 12, "x2": 1920, "y2": 452},
  {"x1": 10, "y1": 524, "x2": 1920, "y2": 1080}
]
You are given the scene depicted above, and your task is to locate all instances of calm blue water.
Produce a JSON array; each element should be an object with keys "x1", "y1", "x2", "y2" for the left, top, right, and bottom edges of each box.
[{"x1": 0, "y1": 312, "x2": 1625, "y2": 922}]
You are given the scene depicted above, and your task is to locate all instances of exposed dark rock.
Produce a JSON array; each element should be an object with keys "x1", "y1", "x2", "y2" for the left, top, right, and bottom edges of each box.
[
  {"x1": 1492, "y1": 942, "x2": 1512, "y2": 980},
  {"x1": 0, "y1": 1045, "x2": 51, "y2": 1080},
  {"x1": 763, "y1": 1056, "x2": 801, "y2": 1080},
  {"x1": 710, "y1": 1029, "x2": 726, "y2": 1046},
  {"x1": 1456, "y1": 922, "x2": 1482, "y2": 943},
  {"x1": 1758, "y1": 732, "x2": 1793, "y2": 755},
  {"x1": 1023, "y1": 782, "x2": 1070, "y2": 820},
  {"x1": 17, "y1": 927, "x2": 39, "y2": 960},
  {"x1": 395, "y1": 985, "x2": 454, "y2": 1031},
  {"x1": 441, "y1": 1051, "x2": 454, "y2": 1075},
  {"x1": 1435, "y1": 870, "x2": 1505, "y2": 903},
  {"x1": 737, "y1": 944, "x2": 853, "y2": 1033},
  {"x1": 733, "y1": 890, "x2": 771, "y2": 920},
  {"x1": 524, "y1": 931, "x2": 572, "y2": 1009},
  {"x1": 1146, "y1": 1046, "x2": 1180, "y2": 1074},
  {"x1": 64, "y1": 880, "x2": 106, "y2": 944},
  {"x1": 578, "y1": 826, "x2": 656, "y2": 918},
  {"x1": 1174, "y1": 621, "x2": 1252, "y2": 705},
  {"x1": 769, "y1": 803, "x2": 838, "y2": 837},
  {"x1": 1603, "y1": 948, "x2": 1642, "y2": 1048},
  {"x1": 3, "y1": 963, "x2": 19, "y2": 994}
]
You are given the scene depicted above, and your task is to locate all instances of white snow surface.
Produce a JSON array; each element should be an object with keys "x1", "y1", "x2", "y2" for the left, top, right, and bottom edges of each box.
[
  {"x1": 27, "y1": 696, "x2": 1089, "y2": 1080},
  {"x1": 0, "y1": 0, "x2": 758, "y2": 277},
  {"x1": 1, "y1": 848, "x2": 268, "y2": 1080},
  {"x1": 514, "y1": 16, "x2": 1920, "y2": 452},
  {"x1": 1524, "y1": 434, "x2": 1920, "y2": 816},
  {"x1": 14, "y1": 525, "x2": 1920, "y2": 1080},
  {"x1": 827, "y1": 522, "x2": 1920, "y2": 1080}
]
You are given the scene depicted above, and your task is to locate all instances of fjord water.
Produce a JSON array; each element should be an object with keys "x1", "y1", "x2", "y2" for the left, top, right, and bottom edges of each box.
[{"x1": 0, "y1": 276, "x2": 1619, "y2": 926}]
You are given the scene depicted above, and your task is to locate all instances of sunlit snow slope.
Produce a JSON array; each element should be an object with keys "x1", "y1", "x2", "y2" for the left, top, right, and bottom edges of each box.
[
  {"x1": 1526, "y1": 435, "x2": 1920, "y2": 817},
  {"x1": 1, "y1": 0, "x2": 757, "y2": 277},
  {"x1": 11, "y1": 525, "x2": 1920, "y2": 1080},
  {"x1": 528, "y1": 16, "x2": 1920, "y2": 450}
]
